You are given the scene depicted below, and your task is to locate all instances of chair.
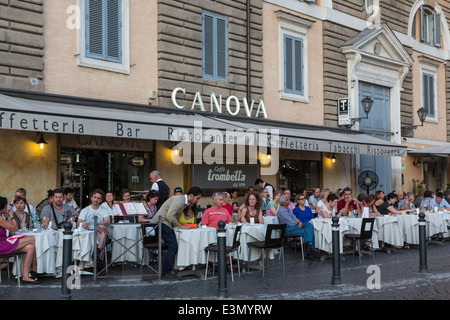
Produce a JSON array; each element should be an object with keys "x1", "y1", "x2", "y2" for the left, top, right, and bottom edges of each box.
[
  {"x1": 204, "y1": 225, "x2": 242, "y2": 281},
  {"x1": 344, "y1": 218, "x2": 375, "y2": 264},
  {"x1": 112, "y1": 215, "x2": 138, "y2": 223},
  {"x1": 0, "y1": 251, "x2": 24, "y2": 286},
  {"x1": 284, "y1": 233, "x2": 304, "y2": 260},
  {"x1": 247, "y1": 224, "x2": 286, "y2": 277},
  {"x1": 140, "y1": 222, "x2": 167, "y2": 275}
]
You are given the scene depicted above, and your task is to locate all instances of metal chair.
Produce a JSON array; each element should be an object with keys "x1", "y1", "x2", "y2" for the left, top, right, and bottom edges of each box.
[
  {"x1": 247, "y1": 224, "x2": 286, "y2": 276},
  {"x1": 140, "y1": 221, "x2": 167, "y2": 275},
  {"x1": 204, "y1": 225, "x2": 242, "y2": 281},
  {"x1": 344, "y1": 218, "x2": 375, "y2": 264},
  {"x1": 284, "y1": 233, "x2": 304, "y2": 260},
  {"x1": 0, "y1": 251, "x2": 24, "y2": 286}
]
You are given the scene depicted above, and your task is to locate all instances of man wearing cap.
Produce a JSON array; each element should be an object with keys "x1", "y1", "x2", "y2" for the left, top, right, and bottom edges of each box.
[{"x1": 174, "y1": 187, "x2": 183, "y2": 195}]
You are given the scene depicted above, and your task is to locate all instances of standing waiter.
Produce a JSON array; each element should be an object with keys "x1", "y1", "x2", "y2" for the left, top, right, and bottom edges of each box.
[{"x1": 149, "y1": 170, "x2": 170, "y2": 210}]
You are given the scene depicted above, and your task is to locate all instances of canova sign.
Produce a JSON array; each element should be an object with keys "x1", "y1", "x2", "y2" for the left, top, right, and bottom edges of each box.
[{"x1": 171, "y1": 87, "x2": 268, "y2": 118}]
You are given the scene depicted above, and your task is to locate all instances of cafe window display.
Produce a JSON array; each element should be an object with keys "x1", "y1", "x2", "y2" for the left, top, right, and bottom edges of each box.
[
  {"x1": 279, "y1": 159, "x2": 320, "y2": 196},
  {"x1": 61, "y1": 148, "x2": 151, "y2": 208}
]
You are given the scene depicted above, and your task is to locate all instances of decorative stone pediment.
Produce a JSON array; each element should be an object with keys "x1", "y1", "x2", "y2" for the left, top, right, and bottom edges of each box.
[{"x1": 341, "y1": 22, "x2": 413, "y2": 67}]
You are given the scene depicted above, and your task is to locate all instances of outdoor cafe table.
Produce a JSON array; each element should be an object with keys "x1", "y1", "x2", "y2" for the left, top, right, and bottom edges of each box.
[
  {"x1": 311, "y1": 218, "x2": 349, "y2": 254},
  {"x1": 396, "y1": 211, "x2": 450, "y2": 245},
  {"x1": 375, "y1": 215, "x2": 404, "y2": 247},
  {"x1": 55, "y1": 229, "x2": 95, "y2": 277},
  {"x1": 174, "y1": 226, "x2": 217, "y2": 269},
  {"x1": 225, "y1": 222, "x2": 275, "y2": 263},
  {"x1": 109, "y1": 223, "x2": 146, "y2": 264},
  {"x1": 12, "y1": 228, "x2": 94, "y2": 277}
]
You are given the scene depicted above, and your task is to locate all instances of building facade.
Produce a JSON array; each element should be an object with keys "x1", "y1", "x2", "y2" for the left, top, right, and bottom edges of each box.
[{"x1": 0, "y1": 0, "x2": 445, "y2": 209}]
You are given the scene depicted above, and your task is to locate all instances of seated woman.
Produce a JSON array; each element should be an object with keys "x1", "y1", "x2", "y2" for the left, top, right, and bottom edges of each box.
[
  {"x1": 101, "y1": 191, "x2": 118, "y2": 216},
  {"x1": 378, "y1": 192, "x2": 414, "y2": 215},
  {"x1": 178, "y1": 203, "x2": 198, "y2": 225},
  {"x1": 0, "y1": 196, "x2": 38, "y2": 284},
  {"x1": 121, "y1": 189, "x2": 131, "y2": 203},
  {"x1": 363, "y1": 194, "x2": 380, "y2": 217},
  {"x1": 317, "y1": 193, "x2": 339, "y2": 218},
  {"x1": 293, "y1": 194, "x2": 314, "y2": 223},
  {"x1": 266, "y1": 190, "x2": 282, "y2": 216},
  {"x1": 140, "y1": 190, "x2": 159, "y2": 223},
  {"x1": 239, "y1": 191, "x2": 264, "y2": 224},
  {"x1": 375, "y1": 190, "x2": 385, "y2": 207},
  {"x1": 11, "y1": 196, "x2": 32, "y2": 231}
]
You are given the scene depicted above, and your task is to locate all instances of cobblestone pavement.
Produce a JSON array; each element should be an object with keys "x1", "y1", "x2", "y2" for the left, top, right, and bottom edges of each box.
[{"x1": 1, "y1": 240, "x2": 450, "y2": 301}]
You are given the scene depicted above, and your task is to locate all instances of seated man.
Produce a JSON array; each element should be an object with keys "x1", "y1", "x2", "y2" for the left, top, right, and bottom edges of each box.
[
  {"x1": 77, "y1": 189, "x2": 110, "y2": 260},
  {"x1": 40, "y1": 189, "x2": 77, "y2": 230},
  {"x1": 277, "y1": 195, "x2": 319, "y2": 259},
  {"x1": 337, "y1": 187, "x2": 361, "y2": 216},
  {"x1": 201, "y1": 192, "x2": 231, "y2": 229},
  {"x1": 430, "y1": 192, "x2": 450, "y2": 211}
]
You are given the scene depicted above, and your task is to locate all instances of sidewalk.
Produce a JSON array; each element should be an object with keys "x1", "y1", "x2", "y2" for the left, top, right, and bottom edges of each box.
[{"x1": 1, "y1": 240, "x2": 450, "y2": 301}]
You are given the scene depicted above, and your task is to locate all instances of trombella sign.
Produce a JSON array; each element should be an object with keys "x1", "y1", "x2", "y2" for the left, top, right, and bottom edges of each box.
[{"x1": 170, "y1": 121, "x2": 279, "y2": 175}]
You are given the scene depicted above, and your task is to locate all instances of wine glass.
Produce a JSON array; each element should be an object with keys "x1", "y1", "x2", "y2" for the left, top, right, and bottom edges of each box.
[{"x1": 41, "y1": 217, "x2": 49, "y2": 230}]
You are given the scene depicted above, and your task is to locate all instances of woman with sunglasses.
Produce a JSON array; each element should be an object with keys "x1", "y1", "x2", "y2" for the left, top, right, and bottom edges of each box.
[{"x1": 293, "y1": 194, "x2": 314, "y2": 224}]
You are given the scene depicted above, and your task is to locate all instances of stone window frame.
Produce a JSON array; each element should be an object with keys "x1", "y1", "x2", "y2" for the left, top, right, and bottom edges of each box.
[
  {"x1": 419, "y1": 58, "x2": 439, "y2": 123},
  {"x1": 276, "y1": 11, "x2": 314, "y2": 103}
]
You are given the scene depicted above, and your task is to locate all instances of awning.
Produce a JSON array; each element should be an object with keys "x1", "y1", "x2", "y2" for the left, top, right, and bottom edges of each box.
[
  {"x1": 408, "y1": 145, "x2": 450, "y2": 157},
  {"x1": 213, "y1": 118, "x2": 407, "y2": 157},
  {"x1": 0, "y1": 91, "x2": 407, "y2": 157}
]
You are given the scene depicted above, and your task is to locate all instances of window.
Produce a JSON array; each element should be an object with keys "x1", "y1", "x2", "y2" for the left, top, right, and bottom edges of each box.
[
  {"x1": 78, "y1": 0, "x2": 130, "y2": 74},
  {"x1": 202, "y1": 12, "x2": 228, "y2": 82},
  {"x1": 415, "y1": 6, "x2": 442, "y2": 47},
  {"x1": 86, "y1": 0, "x2": 122, "y2": 63},
  {"x1": 277, "y1": 11, "x2": 313, "y2": 102},
  {"x1": 422, "y1": 72, "x2": 436, "y2": 120},
  {"x1": 283, "y1": 35, "x2": 303, "y2": 95}
]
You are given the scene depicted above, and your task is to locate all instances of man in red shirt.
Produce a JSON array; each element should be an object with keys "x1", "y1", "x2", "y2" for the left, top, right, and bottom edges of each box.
[
  {"x1": 336, "y1": 187, "x2": 361, "y2": 217},
  {"x1": 201, "y1": 192, "x2": 232, "y2": 228},
  {"x1": 221, "y1": 192, "x2": 233, "y2": 219}
]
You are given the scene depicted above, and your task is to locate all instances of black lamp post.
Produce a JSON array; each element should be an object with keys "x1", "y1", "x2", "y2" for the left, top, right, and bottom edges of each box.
[{"x1": 401, "y1": 107, "x2": 428, "y2": 136}]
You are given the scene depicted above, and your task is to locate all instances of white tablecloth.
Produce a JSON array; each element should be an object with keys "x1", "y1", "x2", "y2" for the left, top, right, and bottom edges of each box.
[
  {"x1": 375, "y1": 215, "x2": 404, "y2": 247},
  {"x1": 109, "y1": 223, "x2": 144, "y2": 263},
  {"x1": 263, "y1": 216, "x2": 279, "y2": 225},
  {"x1": 226, "y1": 223, "x2": 275, "y2": 261},
  {"x1": 174, "y1": 227, "x2": 217, "y2": 268},
  {"x1": 397, "y1": 212, "x2": 450, "y2": 245},
  {"x1": 311, "y1": 218, "x2": 349, "y2": 254},
  {"x1": 55, "y1": 229, "x2": 94, "y2": 276},
  {"x1": 13, "y1": 229, "x2": 94, "y2": 277}
]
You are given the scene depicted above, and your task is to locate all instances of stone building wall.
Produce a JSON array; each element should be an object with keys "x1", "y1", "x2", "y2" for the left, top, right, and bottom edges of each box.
[{"x1": 0, "y1": 0, "x2": 44, "y2": 91}]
